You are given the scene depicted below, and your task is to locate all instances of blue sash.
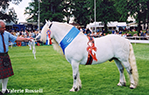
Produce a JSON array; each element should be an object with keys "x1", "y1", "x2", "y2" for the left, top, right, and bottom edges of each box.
[{"x1": 60, "y1": 27, "x2": 80, "y2": 54}]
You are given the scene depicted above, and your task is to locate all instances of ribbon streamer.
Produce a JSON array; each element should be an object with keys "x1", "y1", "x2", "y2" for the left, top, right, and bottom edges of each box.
[{"x1": 28, "y1": 39, "x2": 36, "y2": 59}]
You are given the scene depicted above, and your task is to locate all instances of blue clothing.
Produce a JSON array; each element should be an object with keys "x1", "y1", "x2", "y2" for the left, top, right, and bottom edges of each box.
[
  {"x1": 119, "y1": 31, "x2": 122, "y2": 34},
  {"x1": 112, "y1": 30, "x2": 115, "y2": 34},
  {"x1": 60, "y1": 27, "x2": 80, "y2": 54},
  {"x1": 0, "y1": 31, "x2": 17, "y2": 53},
  {"x1": 140, "y1": 32, "x2": 144, "y2": 36}
]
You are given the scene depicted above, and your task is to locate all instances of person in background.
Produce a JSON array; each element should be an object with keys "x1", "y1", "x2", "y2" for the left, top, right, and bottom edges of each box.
[
  {"x1": 85, "y1": 28, "x2": 92, "y2": 37},
  {"x1": 119, "y1": 30, "x2": 122, "y2": 36},
  {"x1": 140, "y1": 30, "x2": 145, "y2": 40},
  {"x1": 0, "y1": 20, "x2": 32, "y2": 95},
  {"x1": 102, "y1": 29, "x2": 105, "y2": 36},
  {"x1": 112, "y1": 29, "x2": 115, "y2": 34},
  {"x1": 25, "y1": 29, "x2": 29, "y2": 37},
  {"x1": 146, "y1": 29, "x2": 149, "y2": 36}
]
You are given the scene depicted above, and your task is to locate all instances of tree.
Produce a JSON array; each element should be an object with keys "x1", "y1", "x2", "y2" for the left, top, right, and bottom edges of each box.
[
  {"x1": 142, "y1": 0, "x2": 149, "y2": 30},
  {"x1": 71, "y1": 0, "x2": 92, "y2": 27},
  {"x1": 61, "y1": 0, "x2": 73, "y2": 23},
  {"x1": 0, "y1": 0, "x2": 22, "y2": 22},
  {"x1": 115, "y1": 0, "x2": 149, "y2": 34},
  {"x1": 8, "y1": 7, "x2": 18, "y2": 23},
  {"x1": 146, "y1": 0, "x2": 149, "y2": 29},
  {"x1": 24, "y1": 0, "x2": 38, "y2": 22},
  {"x1": 41, "y1": 0, "x2": 64, "y2": 22},
  {"x1": 25, "y1": 0, "x2": 94, "y2": 26},
  {"x1": 25, "y1": 0, "x2": 65, "y2": 23},
  {"x1": 95, "y1": 0, "x2": 121, "y2": 32}
]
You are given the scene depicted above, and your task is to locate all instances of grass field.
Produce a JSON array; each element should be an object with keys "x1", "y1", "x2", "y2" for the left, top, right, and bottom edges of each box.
[{"x1": 1, "y1": 43, "x2": 149, "y2": 95}]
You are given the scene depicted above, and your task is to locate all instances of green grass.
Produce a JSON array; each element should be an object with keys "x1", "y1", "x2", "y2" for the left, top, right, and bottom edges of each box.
[{"x1": 1, "y1": 44, "x2": 149, "y2": 95}]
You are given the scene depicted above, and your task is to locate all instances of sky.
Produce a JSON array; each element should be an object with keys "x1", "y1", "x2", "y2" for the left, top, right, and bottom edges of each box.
[{"x1": 9, "y1": 0, "x2": 32, "y2": 23}]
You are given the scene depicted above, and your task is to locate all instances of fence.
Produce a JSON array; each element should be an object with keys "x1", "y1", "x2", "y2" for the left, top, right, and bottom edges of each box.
[
  {"x1": 126, "y1": 36, "x2": 149, "y2": 44},
  {"x1": 9, "y1": 36, "x2": 149, "y2": 48}
]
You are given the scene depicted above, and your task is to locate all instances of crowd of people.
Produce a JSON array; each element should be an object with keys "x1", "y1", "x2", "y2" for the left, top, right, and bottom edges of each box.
[
  {"x1": 78, "y1": 27, "x2": 149, "y2": 40},
  {"x1": 8, "y1": 29, "x2": 42, "y2": 46},
  {"x1": 7, "y1": 26, "x2": 149, "y2": 47}
]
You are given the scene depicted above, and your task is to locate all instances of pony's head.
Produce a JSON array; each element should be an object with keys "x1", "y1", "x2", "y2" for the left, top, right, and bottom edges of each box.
[
  {"x1": 40, "y1": 20, "x2": 52, "y2": 43},
  {"x1": 40, "y1": 20, "x2": 64, "y2": 55}
]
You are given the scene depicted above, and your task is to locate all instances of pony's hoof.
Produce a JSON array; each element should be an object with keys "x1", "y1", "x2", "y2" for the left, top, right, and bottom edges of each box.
[
  {"x1": 70, "y1": 88, "x2": 75, "y2": 92},
  {"x1": 70, "y1": 87, "x2": 80, "y2": 92},
  {"x1": 79, "y1": 86, "x2": 82, "y2": 89},
  {"x1": 130, "y1": 84, "x2": 136, "y2": 89},
  {"x1": 117, "y1": 82, "x2": 126, "y2": 86}
]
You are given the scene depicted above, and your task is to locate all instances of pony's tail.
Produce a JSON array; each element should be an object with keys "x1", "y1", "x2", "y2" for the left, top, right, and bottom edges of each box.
[{"x1": 128, "y1": 42, "x2": 139, "y2": 87}]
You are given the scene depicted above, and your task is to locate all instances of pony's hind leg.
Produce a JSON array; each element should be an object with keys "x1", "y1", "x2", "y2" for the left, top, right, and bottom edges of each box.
[
  {"x1": 121, "y1": 60, "x2": 136, "y2": 89},
  {"x1": 70, "y1": 60, "x2": 82, "y2": 92},
  {"x1": 114, "y1": 59, "x2": 126, "y2": 86},
  {"x1": 77, "y1": 72, "x2": 82, "y2": 89}
]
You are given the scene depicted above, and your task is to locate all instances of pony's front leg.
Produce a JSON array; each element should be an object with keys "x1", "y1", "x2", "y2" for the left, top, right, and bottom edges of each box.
[{"x1": 70, "y1": 60, "x2": 81, "y2": 92}]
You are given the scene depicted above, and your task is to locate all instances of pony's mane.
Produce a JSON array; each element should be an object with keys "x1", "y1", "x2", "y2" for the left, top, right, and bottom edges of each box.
[
  {"x1": 51, "y1": 22, "x2": 76, "y2": 56},
  {"x1": 52, "y1": 38, "x2": 64, "y2": 56}
]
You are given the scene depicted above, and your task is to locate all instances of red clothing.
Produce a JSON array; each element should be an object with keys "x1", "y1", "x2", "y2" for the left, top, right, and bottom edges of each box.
[{"x1": 0, "y1": 53, "x2": 14, "y2": 79}]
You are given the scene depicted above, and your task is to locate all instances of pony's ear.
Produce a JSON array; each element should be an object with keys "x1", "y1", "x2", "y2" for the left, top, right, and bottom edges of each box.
[
  {"x1": 45, "y1": 19, "x2": 48, "y2": 23},
  {"x1": 48, "y1": 20, "x2": 51, "y2": 23},
  {"x1": 46, "y1": 20, "x2": 52, "y2": 26}
]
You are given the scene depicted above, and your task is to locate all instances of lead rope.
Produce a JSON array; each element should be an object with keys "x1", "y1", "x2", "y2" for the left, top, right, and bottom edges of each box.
[{"x1": 28, "y1": 39, "x2": 36, "y2": 59}]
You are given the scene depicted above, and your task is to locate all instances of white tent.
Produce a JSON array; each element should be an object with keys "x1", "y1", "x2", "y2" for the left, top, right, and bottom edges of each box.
[{"x1": 86, "y1": 21, "x2": 126, "y2": 31}]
